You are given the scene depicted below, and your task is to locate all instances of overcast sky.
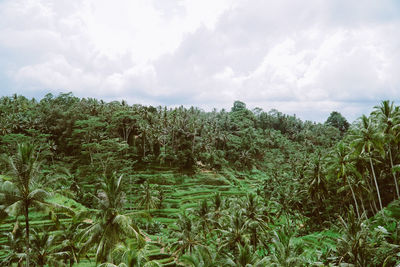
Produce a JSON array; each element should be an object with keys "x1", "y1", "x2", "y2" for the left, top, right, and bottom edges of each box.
[{"x1": 0, "y1": 0, "x2": 399, "y2": 122}]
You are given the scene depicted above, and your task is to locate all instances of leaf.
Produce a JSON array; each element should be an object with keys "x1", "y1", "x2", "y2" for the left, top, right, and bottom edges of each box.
[
  {"x1": 392, "y1": 165, "x2": 400, "y2": 174},
  {"x1": 28, "y1": 188, "x2": 51, "y2": 201}
]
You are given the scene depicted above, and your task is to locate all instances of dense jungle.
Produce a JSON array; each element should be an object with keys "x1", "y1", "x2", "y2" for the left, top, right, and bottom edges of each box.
[{"x1": 1, "y1": 93, "x2": 400, "y2": 266}]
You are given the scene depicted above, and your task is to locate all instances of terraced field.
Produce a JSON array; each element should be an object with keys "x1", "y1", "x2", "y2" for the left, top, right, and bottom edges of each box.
[
  {"x1": 120, "y1": 169, "x2": 261, "y2": 266},
  {"x1": 0, "y1": 168, "x2": 264, "y2": 266}
]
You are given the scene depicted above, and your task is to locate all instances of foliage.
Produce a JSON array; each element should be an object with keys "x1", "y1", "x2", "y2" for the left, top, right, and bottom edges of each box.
[{"x1": 2, "y1": 94, "x2": 400, "y2": 266}]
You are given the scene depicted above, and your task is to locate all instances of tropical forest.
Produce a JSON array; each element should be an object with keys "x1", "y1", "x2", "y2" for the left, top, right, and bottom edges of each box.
[{"x1": 2, "y1": 93, "x2": 400, "y2": 267}]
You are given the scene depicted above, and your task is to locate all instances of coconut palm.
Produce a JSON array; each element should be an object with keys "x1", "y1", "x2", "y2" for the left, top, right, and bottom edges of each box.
[
  {"x1": 350, "y1": 115, "x2": 384, "y2": 210},
  {"x1": 224, "y1": 243, "x2": 268, "y2": 267},
  {"x1": 211, "y1": 192, "x2": 225, "y2": 226},
  {"x1": 373, "y1": 100, "x2": 400, "y2": 198},
  {"x1": 218, "y1": 210, "x2": 249, "y2": 254},
  {"x1": 192, "y1": 199, "x2": 213, "y2": 238},
  {"x1": 239, "y1": 194, "x2": 269, "y2": 247},
  {"x1": 0, "y1": 143, "x2": 50, "y2": 267},
  {"x1": 170, "y1": 213, "x2": 203, "y2": 257},
  {"x1": 98, "y1": 241, "x2": 161, "y2": 267},
  {"x1": 137, "y1": 182, "x2": 158, "y2": 211},
  {"x1": 57, "y1": 211, "x2": 90, "y2": 267},
  {"x1": 0, "y1": 221, "x2": 25, "y2": 267},
  {"x1": 180, "y1": 246, "x2": 221, "y2": 267},
  {"x1": 335, "y1": 209, "x2": 371, "y2": 266},
  {"x1": 267, "y1": 223, "x2": 304, "y2": 267},
  {"x1": 79, "y1": 172, "x2": 144, "y2": 264},
  {"x1": 326, "y1": 142, "x2": 361, "y2": 218},
  {"x1": 240, "y1": 194, "x2": 267, "y2": 225},
  {"x1": 30, "y1": 229, "x2": 69, "y2": 267},
  {"x1": 306, "y1": 152, "x2": 328, "y2": 208}
]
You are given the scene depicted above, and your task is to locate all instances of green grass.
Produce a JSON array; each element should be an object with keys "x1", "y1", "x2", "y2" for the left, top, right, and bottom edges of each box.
[{"x1": 47, "y1": 193, "x2": 89, "y2": 212}]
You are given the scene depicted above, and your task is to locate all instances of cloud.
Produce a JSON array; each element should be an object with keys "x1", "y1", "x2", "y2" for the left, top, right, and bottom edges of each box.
[
  {"x1": 0, "y1": 0, "x2": 399, "y2": 122},
  {"x1": 151, "y1": 0, "x2": 400, "y2": 121}
]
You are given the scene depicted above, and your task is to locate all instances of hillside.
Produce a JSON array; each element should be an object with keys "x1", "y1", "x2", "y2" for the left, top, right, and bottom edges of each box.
[{"x1": 1, "y1": 94, "x2": 400, "y2": 266}]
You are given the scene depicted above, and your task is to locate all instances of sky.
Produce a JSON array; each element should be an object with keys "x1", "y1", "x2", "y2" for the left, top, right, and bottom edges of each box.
[{"x1": 0, "y1": 0, "x2": 400, "y2": 122}]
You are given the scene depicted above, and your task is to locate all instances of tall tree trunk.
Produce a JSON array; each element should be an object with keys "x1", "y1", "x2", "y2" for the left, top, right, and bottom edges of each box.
[
  {"x1": 24, "y1": 203, "x2": 30, "y2": 267},
  {"x1": 370, "y1": 157, "x2": 383, "y2": 210},
  {"x1": 171, "y1": 130, "x2": 175, "y2": 154},
  {"x1": 389, "y1": 148, "x2": 400, "y2": 198},
  {"x1": 346, "y1": 175, "x2": 360, "y2": 219},
  {"x1": 370, "y1": 201, "x2": 378, "y2": 215},
  {"x1": 142, "y1": 130, "x2": 146, "y2": 158},
  {"x1": 192, "y1": 130, "x2": 196, "y2": 154},
  {"x1": 89, "y1": 152, "x2": 93, "y2": 166},
  {"x1": 360, "y1": 197, "x2": 366, "y2": 215}
]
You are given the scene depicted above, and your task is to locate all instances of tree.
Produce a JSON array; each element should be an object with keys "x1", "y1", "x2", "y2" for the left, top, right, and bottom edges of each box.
[
  {"x1": 335, "y1": 209, "x2": 371, "y2": 266},
  {"x1": 57, "y1": 212, "x2": 88, "y2": 267},
  {"x1": 239, "y1": 194, "x2": 268, "y2": 248},
  {"x1": 70, "y1": 116, "x2": 107, "y2": 167},
  {"x1": 351, "y1": 115, "x2": 384, "y2": 211},
  {"x1": 170, "y1": 213, "x2": 202, "y2": 256},
  {"x1": 267, "y1": 223, "x2": 304, "y2": 266},
  {"x1": 305, "y1": 152, "x2": 328, "y2": 223},
  {"x1": 137, "y1": 182, "x2": 158, "y2": 211},
  {"x1": 218, "y1": 210, "x2": 249, "y2": 254},
  {"x1": 30, "y1": 229, "x2": 69, "y2": 267},
  {"x1": 192, "y1": 199, "x2": 212, "y2": 239},
  {"x1": 231, "y1": 101, "x2": 247, "y2": 113},
  {"x1": 0, "y1": 221, "x2": 25, "y2": 266},
  {"x1": 180, "y1": 246, "x2": 220, "y2": 267},
  {"x1": 225, "y1": 243, "x2": 268, "y2": 267},
  {"x1": 372, "y1": 100, "x2": 400, "y2": 199},
  {"x1": 325, "y1": 111, "x2": 350, "y2": 134},
  {"x1": 0, "y1": 143, "x2": 51, "y2": 267},
  {"x1": 80, "y1": 173, "x2": 144, "y2": 264},
  {"x1": 111, "y1": 109, "x2": 139, "y2": 144},
  {"x1": 326, "y1": 142, "x2": 361, "y2": 218},
  {"x1": 211, "y1": 193, "x2": 225, "y2": 229},
  {"x1": 98, "y1": 241, "x2": 161, "y2": 267}
]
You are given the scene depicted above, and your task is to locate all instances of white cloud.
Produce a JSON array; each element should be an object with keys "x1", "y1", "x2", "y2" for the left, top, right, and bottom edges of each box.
[
  {"x1": 151, "y1": 0, "x2": 400, "y2": 121},
  {"x1": 0, "y1": 0, "x2": 400, "y2": 122}
]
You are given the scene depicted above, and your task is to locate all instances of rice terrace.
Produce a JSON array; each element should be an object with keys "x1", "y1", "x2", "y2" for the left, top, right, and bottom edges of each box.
[{"x1": 1, "y1": 0, "x2": 400, "y2": 266}]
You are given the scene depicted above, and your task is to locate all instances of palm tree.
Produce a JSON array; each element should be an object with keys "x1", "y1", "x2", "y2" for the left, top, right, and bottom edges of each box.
[
  {"x1": 267, "y1": 223, "x2": 304, "y2": 267},
  {"x1": 326, "y1": 142, "x2": 361, "y2": 218},
  {"x1": 180, "y1": 246, "x2": 220, "y2": 267},
  {"x1": 192, "y1": 199, "x2": 212, "y2": 238},
  {"x1": 98, "y1": 241, "x2": 161, "y2": 267},
  {"x1": 335, "y1": 209, "x2": 371, "y2": 266},
  {"x1": 170, "y1": 213, "x2": 202, "y2": 256},
  {"x1": 80, "y1": 173, "x2": 144, "y2": 264},
  {"x1": 30, "y1": 229, "x2": 69, "y2": 267},
  {"x1": 0, "y1": 143, "x2": 50, "y2": 267},
  {"x1": 373, "y1": 100, "x2": 400, "y2": 198},
  {"x1": 351, "y1": 115, "x2": 384, "y2": 210},
  {"x1": 156, "y1": 187, "x2": 164, "y2": 209},
  {"x1": 211, "y1": 193, "x2": 225, "y2": 229},
  {"x1": 0, "y1": 221, "x2": 25, "y2": 266},
  {"x1": 218, "y1": 210, "x2": 249, "y2": 254},
  {"x1": 224, "y1": 243, "x2": 268, "y2": 267},
  {"x1": 137, "y1": 182, "x2": 158, "y2": 211},
  {"x1": 239, "y1": 194, "x2": 268, "y2": 247},
  {"x1": 306, "y1": 152, "x2": 328, "y2": 207},
  {"x1": 57, "y1": 211, "x2": 90, "y2": 267}
]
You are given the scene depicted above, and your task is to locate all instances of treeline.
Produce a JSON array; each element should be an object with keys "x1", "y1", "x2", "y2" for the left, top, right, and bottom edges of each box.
[{"x1": 0, "y1": 93, "x2": 341, "y2": 173}]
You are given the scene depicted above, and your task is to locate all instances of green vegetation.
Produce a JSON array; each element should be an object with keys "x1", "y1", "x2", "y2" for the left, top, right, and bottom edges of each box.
[{"x1": 1, "y1": 94, "x2": 400, "y2": 266}]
